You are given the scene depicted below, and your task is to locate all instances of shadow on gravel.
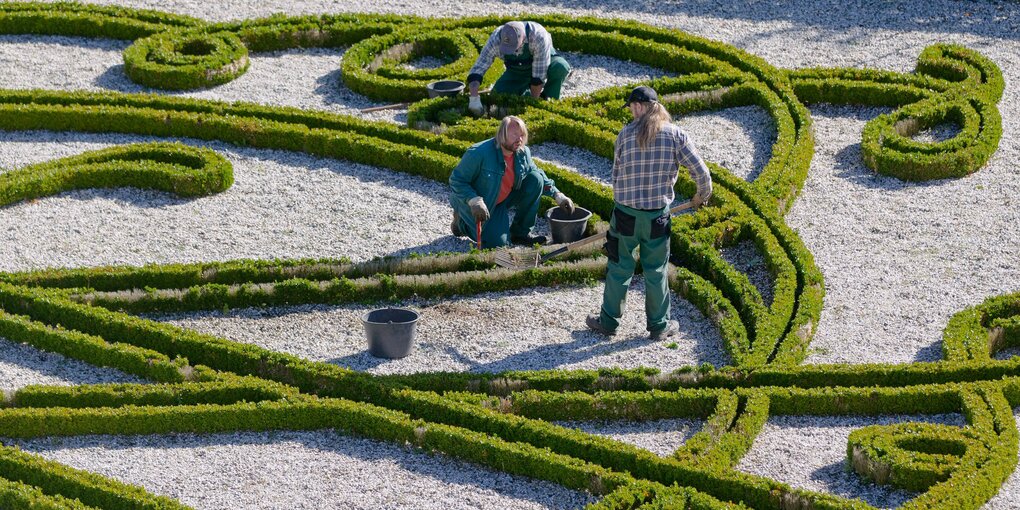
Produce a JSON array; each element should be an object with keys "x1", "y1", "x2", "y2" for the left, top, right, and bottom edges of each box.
[
  {"x1": 678, "y1": 106, "x2": 775, "y2": 183},
  {"x1": 832, "y1": 143, "x2": 957, "y2": 192},
  {"x1": 8, "y1": 430, "x2": 594, "y2": 508},
  {"x1": 511, "y1": 0, "x2": 1020, "y2": 40},
  {"x1": 93, "y1": 64, "x2": 147, "y2": 93},
  {"x1": 913, "y1": 341, "x2": 944, "y2": 363},
  {"x1": 808, "y1": 459, "x2": 916, "y2": 508},
  {"x1": 0, "y1": 337, "x2": 144, "y2": 390},
  {"x1": 442, "y1": 330, "x2": 657, "y2": 373}
]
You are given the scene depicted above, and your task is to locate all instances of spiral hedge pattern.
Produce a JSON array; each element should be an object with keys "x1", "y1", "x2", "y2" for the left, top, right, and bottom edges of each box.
[{"x1": 0, "y1": 2, "x2": 1015, "y2": 509}]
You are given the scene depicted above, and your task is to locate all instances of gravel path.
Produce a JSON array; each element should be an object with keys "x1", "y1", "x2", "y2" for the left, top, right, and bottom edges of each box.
[
  {"x1": 0, "y1": 338, "x2": 145, "y2": 394},
  {"x1": 2, "y1": 0, "x2": 1020, "y2": 507},
  {"x1": 554, "y1": 418, "x2": 704, "y2": 458},
  {"x1": 6, "y1": 430, "x2": 595, "y2": 510},
  {"x1": 735, "y1": 413, "x2": 967, "y2": 509},
  {"x1": 789, "y1": 105, "x2": 1020, "y2": 365},
  {"x1": 151, "y1": 279, "x2": 729, "y2": 376}
]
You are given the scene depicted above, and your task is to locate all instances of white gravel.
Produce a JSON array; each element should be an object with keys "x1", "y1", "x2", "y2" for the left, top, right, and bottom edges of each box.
[
  {"x1": 0, "y1": 131, "x2": 463, "y2": 270},
  {"x1": 3, "y1": 0, "x2": 1020, "y2": 507},
  {"x1": 790, "y1": 105, "x2": 1020, "y2": 365},
  {"x1": 736, "y1": 412, "x2": 967, "y2": 509},
  {"x1": 554, "y1": 418, "x2": 704, "y2": 458},
  {"x1": 0, "y1": 338, "x2": 145, "y2": 394},
  {"x1": 151, "y1": 278, "x2": 729, "y2": 376},
  {"x1": 5, "y1": 429, "x2": 595, "y2": 510}
]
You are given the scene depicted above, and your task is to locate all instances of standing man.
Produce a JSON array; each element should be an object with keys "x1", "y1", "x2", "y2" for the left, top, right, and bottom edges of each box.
[
  {"x1": 466, "y1": 21, "x2": 571, "y2": 115},
  {"x1": 587, "y1": 86, "x2": 712, "y2": 340},
  {"x1": 449, "y1": 115, "x2": 574, "y2": 248}
]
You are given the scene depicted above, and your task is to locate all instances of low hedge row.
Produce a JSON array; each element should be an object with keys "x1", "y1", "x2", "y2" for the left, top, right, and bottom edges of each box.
[
  {"x1": 901, "y1": 386, "x2": 1018, "y2": 509},
  {"x1": 385, "y1": 387, "x2": 892, "y2": 510},
  {"x1": 9, "y1": 374, "x2": 297, "y2": 409},
  {"x1": 341, "y1": 26, "x2": 502, "y2": 103},
  {"x1": 788, "y1": 43, "x2": 1004, "y2": 182},
  {"x1": 508, "y1": 389, "x2": 720, "y2": 422},
  {"x1": 0, "y1": 396, "x2": 640, "y2": 501},
  {"x1": 848, "y1": 421, "x2": 984, "y2": 492},
  {"x1": 0, "y1": 443, "x2": 189, "y2": 510},
  {"x1": 123, "y1": 29, "x2": 249, "y2": 90},
  {"x1": 77, "y1": 258, "x2": 606, "y2": 314},
  {"x1": 943, "y1": 291, "x2": 1020, "y2": 362},
  {"x1": 0, "y1": 306, "x2": 188, "y2": 384},
  {"x1": 0, "y1": 1, "x2": 200, "y2": 40},
  {"x1": 0, "y1": 142, "x2": 232, "y2": 208},
  {"x1": 0, "y1": 476, "x2": 97, "y2": 510},
  {"x1": 588, "y1": 480, "x2": 748, "y2": 510},
  {"x1": 0, "y1": 251, "x2": 500, "y2": 292}
]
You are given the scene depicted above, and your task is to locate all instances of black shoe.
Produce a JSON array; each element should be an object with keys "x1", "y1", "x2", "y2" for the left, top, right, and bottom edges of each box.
[{"x1": 510, "y1": 234, "x2": 547, "y2": 246}]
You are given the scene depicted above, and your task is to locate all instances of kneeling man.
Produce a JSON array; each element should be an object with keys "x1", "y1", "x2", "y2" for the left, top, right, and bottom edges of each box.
[{"x1": 449, "y1": 116, "x2": 573, "y2": 248}]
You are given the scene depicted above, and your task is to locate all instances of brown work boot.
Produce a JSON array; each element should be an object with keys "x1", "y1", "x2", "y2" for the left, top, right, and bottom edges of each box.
[
  {"x1": 450, "y1": 213, "x2": 463, "y2": 237},
  {"x1": 586, "y1": 314, "x2": 616, "y2": 336},
  {"x1": 650, "y1": 320, "x2": 680, "y2": 340}
]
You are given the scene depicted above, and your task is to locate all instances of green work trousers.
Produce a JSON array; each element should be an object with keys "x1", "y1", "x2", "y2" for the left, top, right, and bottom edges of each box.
[
  {"x1": 599, "y1": 203, "x2": 673, "y2": 334},
  {"x1": 456, "y1": 167, "x2": 544, "y2": 248},
  {"x1": 493, "y1": 55, "x2": 571, "y2": 100}
]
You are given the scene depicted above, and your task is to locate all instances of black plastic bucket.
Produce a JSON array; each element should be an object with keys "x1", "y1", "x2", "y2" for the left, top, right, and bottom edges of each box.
[
  {"x1": 426, "y1": 80, "x2": 465, "y2": 98},
  {"x1": 362, "y1": 307, "x2": 419, "y2": 359},
  {"x1": 546, "y1": 206, "x2": 592, "y2": 244}
]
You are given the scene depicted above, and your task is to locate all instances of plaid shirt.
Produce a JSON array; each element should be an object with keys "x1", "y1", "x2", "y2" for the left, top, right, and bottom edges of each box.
[
  {"x1": 612, "y1": 121, "x2": 712, "y2": 210},
  {"x1": 468, "y1": 21, "x2": 552, "y2": 84}
]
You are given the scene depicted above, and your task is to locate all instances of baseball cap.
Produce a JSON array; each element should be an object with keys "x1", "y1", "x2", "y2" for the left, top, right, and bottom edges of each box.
[
  {"x1": 499, "y1": 22, "x2": 526, "y2": 55},
  {"x1": 623, "y1": 86, "x2": 659, "y2": 107}
]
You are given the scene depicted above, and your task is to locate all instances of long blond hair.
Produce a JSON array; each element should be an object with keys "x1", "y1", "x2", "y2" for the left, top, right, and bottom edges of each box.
[
  {"x1": 496, "y1": 115, "x2": 528, "y2": 149},
  {"x1": 633, "y1": 102, "x2": 671, "y2": 148}
]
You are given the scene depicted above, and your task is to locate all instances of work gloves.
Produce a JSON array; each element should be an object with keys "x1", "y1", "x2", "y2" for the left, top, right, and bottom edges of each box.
[
  {"x1": 692, "y1": 193, "x2": 709, "y2": 208},
  {"x1": 468, "y1": 96, "x2": 484, "y2": 116},
  {"x1": 554, "y1": 192, "x2": 575, "y2": 214},
  {"x1": 468, "y1": 196, "x2": 490, "y2": 222}
]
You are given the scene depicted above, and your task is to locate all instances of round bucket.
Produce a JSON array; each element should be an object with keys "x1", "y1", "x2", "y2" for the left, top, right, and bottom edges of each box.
[
  {"x1": 546, "y1": 206, "x2": 592, "y2": 244},
  {"x1": 426, "y1": 80, "x2": 465, "y2": 98},
  {"x1": 361, "y1": 307, "x2": 419, "y2": 359}
]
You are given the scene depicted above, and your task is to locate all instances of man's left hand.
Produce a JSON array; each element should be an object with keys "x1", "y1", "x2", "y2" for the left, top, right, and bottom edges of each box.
[{"x1": 554, "y1": 192, "x2": 575, "y2": 214}]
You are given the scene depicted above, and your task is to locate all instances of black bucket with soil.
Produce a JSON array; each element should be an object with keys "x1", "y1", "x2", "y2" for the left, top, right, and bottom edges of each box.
[{"x1": 546, "y1": 206, "x2": 592, "y2": 244}]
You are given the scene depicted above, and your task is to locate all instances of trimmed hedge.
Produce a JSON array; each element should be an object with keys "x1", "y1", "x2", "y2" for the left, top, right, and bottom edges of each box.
[
  {"x1": 0, "y1": 5, "x2": 1011, "y2": 509},
  {"x1": 124, "y1": 29, "x2": 249, "y2": 90},
  {"x1": 0, "y1": 142, "x2": 232, "y2": 208}
]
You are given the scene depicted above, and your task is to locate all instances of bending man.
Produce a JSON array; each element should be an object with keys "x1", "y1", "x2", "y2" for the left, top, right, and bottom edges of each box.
[
  {"x1": 466, "y1": 21, "x2": 571, "y2": 115},
  {"x1": 587, "y1": 86, "x2": 712, "y2": 340},
  {"x1": 449, "y1": 116, "x2": 574, "y2": 248}
]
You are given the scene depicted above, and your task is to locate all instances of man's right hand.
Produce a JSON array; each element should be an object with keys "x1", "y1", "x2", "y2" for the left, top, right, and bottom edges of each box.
[
  {"x1": 468, "y1": 95, "x2": 484, "y2": 116},
  {"x1": 468, "y1": 197, "x2": 490, "y2": 222},
  {"x1": 692, "y1": 193, "x2": 708, "y2": 208}
]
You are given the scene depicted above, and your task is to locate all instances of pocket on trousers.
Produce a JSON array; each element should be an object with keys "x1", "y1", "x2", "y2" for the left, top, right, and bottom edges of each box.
[
  {"x1": 603, "y1": 232, "x2": 620, "y2": 264},
  {"x1": 651, "y1": 212, "x2": 672, "y2": 239},
  {"x1": 612, "y1": 208, "x2": 636, "y2": 237}
]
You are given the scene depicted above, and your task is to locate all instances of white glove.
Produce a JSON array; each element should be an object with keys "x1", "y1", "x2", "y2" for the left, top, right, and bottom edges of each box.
[
  {"x1": 554, "y1": 192, "x2": 575, "y2": 214},
  {"x1": 468, "y1": 196, "x2": 489, "y2": 222},
  {"x1": 468, "y1": 95, "x2": 484, "y2": 116}
]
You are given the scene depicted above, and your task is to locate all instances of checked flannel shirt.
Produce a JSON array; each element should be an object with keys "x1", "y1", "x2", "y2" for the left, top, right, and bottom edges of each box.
[
  {"x1": 612, "y1": 121, "x2": 713, "y2": 210},
  {"x1": 467, "y1": 21, "x2": 553, "y2": 85}
]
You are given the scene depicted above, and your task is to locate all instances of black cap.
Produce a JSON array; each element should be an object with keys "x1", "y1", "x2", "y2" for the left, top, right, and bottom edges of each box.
[{"x1": 623, "y1": 86, "x2": 658, "y2": 108}]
